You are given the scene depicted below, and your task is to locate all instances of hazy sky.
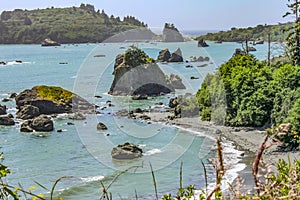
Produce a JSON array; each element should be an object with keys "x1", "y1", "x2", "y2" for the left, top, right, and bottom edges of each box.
[{"x1": 1, "y1": 0, "x2": 292, "y2": 31}]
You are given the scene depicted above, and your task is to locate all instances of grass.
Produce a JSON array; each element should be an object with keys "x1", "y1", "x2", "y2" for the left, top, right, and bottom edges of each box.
[{"x1": 34, "y1": 85, "x2": 74, "y2": 104}]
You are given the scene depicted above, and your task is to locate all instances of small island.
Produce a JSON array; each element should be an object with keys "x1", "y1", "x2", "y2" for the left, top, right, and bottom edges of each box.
[{"x1": 109, "y1": 47, "x2": 185, "y2": 96}]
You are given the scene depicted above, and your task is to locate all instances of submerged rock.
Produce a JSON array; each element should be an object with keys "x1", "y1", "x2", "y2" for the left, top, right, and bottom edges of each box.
[{"x1": 111, "y1": 142, "x2": 143, "y2": 160}]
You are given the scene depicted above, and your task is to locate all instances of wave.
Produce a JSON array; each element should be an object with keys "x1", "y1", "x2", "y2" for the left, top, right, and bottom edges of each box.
[
  {"x1": 80, "y1": 175, "x2": 105, "y2": 183},
  {"x1": 143, "y1": 148, "x2": 162, "y2": 156},
  {"x1": 6, "y1": 61, "x2": 31, "y2": 66}
]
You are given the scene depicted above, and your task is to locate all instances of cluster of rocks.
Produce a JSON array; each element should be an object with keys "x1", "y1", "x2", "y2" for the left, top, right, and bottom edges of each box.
[
  {"x1": 189, "y1": 56, "x2": 210, "y2": 62},
  {"x1": 157, "y1": 48, "x2": 183, "y2": 62},
  {"x1": 0, "y1": 85, "x2": 97, "y2": 133}
]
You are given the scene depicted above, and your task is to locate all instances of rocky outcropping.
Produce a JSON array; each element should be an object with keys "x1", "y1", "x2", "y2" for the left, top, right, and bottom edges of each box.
[
  {"x1": 111, "y1": 142, "x2": 143, "y2": 160},
  {"x1": 169, "y1": 74, "x2": 186, "y2": 89},
  {"x1": 20, "y1": 115, "x2": 54, "y2": 132},
  {"x1": 162, "y1": 23, "x2": 184, "y2": 42},
  {"x1": 103, "y1": 28, "x2": 156, "y2": 43},
  {"x1": 156, "y1": 48, "x2": 183, "y2": 63},
  {"x1": 0, "y1": 116, "x2": 15, "y2": 126},
  {"x1": 0, "y1": 104, "x2": 6, "y2": 115},
  {"x1": 15, "y1": 86, "x2": 95, "y2": 115},
  {"x1": 109, "y1": 47, "x2": 174, "y2": 96},
  {"x1": 16, "y1": 105, "x2": 40, "y2": 120},
  {"x1": 41, "y1": 38, "x2": 61, "y2": 46},
  {"x1": 169, "y1": 48, "x2": 183, "y2": 62},
  {"x1": 198, "y1": 39, "x2": 209, "y2": 47},
  {"x1": 157, "y1": 49, "x2": 171, "y2": 62}
]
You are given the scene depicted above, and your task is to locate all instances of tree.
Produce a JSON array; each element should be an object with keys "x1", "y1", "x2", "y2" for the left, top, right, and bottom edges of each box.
[{"x1": 284, "y1": 0, "x2": 300, "y2": 65}]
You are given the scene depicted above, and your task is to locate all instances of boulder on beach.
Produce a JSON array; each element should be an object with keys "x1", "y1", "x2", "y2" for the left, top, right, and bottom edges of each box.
[
  {"x1": 109, "y1": 47, "x2": 174, "y2": 96},
  {"x1": 41, "y1": 38, "x2": 61, "y2": 47},
  {"x1": 0, "y1": 116, "x2": 15, "y2": 126},
  {"x1": 0, "y1": 104, "x2": 7, "y2": 115},
  {"x1": 16, "y1": 105, "x2": 40, "y2": 120},
  {"x1": 15, "y1": 85, "x2": 95, "y2": 115},
  {"x1": 20, "y1": 115, "x2": 54, "y2": 132},
  {"x1": 111, "y1": 142, "x2": 143, "y2": 160}
]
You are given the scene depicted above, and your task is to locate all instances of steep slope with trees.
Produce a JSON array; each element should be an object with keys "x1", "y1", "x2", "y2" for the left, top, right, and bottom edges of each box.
[
  {"x1": 196, "y1": 23, "x2": 292, "y2": 42},
  {"x1": 0, "y1": 4, "x2": 148, "y2": 44}
]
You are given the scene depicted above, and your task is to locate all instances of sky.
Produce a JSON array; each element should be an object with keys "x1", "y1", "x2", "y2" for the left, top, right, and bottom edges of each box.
[{"x1": 0, "y1": 0, "x2": 292, "y2": 31}]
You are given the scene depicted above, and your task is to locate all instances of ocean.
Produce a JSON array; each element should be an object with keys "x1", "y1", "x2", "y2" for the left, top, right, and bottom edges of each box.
[{"x1": 0, "y1": 41, "x2": 282, "y2": 199}]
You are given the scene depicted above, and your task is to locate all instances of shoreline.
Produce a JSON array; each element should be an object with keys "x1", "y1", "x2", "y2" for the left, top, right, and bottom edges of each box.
[{"x1": 142, "y1": 111, "x2": 300, "y2": 193}]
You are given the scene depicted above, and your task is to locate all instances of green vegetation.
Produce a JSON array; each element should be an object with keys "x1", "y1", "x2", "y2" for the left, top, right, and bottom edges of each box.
[
  {"x1": 196, "y1": 54, "x2": 300, "y2": 149},
  {"x1": 124, "y1": 46, "x2": 155, "y2": 67},
  {"x1": 196, "y1": 23, "x2": 292, "y2": 42},
  {"x1": 35, "y1": 85, "x2": 74, "y2": 104},
  {"x1": 0, "y1": 4, "x2": 147, "y2": 44},
  {"x1": 283, "y1": 0, "x2": 300, "y2": 65}
]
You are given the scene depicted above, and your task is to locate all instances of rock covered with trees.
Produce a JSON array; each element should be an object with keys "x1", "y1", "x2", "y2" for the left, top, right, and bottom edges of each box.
[
  {"x1": 162, "y1": 23, "x2": 184, "y2": 42},
  {"x1": 0, "y1": 4, "x2": 147, "y2": 44},
  {"x1": 109, "y1": 47, "x2": 177, "y2": 96}
]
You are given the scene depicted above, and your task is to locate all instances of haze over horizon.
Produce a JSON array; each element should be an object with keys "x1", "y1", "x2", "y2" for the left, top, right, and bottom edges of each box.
[{"x1": 1, "y1": 0, "x2": 292, "y2": 31}]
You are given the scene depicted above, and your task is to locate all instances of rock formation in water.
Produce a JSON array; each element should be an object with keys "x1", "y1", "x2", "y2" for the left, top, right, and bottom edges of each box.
[
  {"x1": 198, "y1": 39, "x2": 209, "y2": 47},
  {"x1": 162, "y1": 23, "x2": 184, "y2": 42},
  {"x1": 157, "y1": 48, "x2": 183, "y2": 62},
  {"x1": 111, "y1": 142, "x2": 143, "y2": 160},
  {"x1": 15, "y1": 85, "x2": 95, "y2": 115},
  {"x1": 41, "y1": 38, "x2": 61, "y2": 46},
  {"x1": 20, "y1": 115, "x2": 54, "y2": 132},
  {"x1": 109, "y1": 47, "x2": 175, "y2": 96}
]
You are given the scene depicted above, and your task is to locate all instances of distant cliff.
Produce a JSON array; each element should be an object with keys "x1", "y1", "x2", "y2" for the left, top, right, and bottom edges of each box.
[
  {"x1": 0, "y1": 4, "x2": 147, "y2": 44},
  {"x1": 162, "y1": 23, "x2": 184, "y2": 42}
]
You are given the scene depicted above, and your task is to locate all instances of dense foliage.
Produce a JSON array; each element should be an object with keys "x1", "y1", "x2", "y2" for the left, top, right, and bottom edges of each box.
[
  {"x1": 284, "y1": 0, "x2": 300, "y2": 65},
  {"x1": 123, "y1": 46, "x2": 155, "y2": 67},
  {"x1": 0, "y1": 4, "x2": 147, "y2": 44},
  {"x1": 196, "y1": 23, "x2": 292, "y2": 42},
  {"x1": 196, "y1": 54, "x2": 300, "y2": 149}
]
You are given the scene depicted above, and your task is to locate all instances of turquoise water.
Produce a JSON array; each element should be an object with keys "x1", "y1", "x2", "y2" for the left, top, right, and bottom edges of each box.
[{"x1": 0, "y1": 41, "x2": 279, "y2": 199}]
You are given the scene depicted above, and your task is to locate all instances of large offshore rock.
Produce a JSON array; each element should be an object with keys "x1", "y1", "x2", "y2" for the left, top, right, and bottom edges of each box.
[{"x1": 15, "y1": 85, "x2": 95, "y2": 115}]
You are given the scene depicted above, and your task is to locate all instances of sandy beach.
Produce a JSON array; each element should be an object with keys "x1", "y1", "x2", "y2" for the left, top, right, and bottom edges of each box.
[{"x1": 139, "y1": 110, "x2": 300, "y2": 193}]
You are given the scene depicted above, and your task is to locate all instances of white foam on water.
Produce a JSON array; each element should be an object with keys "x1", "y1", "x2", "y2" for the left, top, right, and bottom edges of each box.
[
  {"x1": 143, "y1": 148, "x2": 162, "y2": 156},
  {"x1": 80, "y1": 175, "x2": 105, "y2": 183},
  {"x1": 6, "y1": 61, "x2": 31, "y2": 65}
]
